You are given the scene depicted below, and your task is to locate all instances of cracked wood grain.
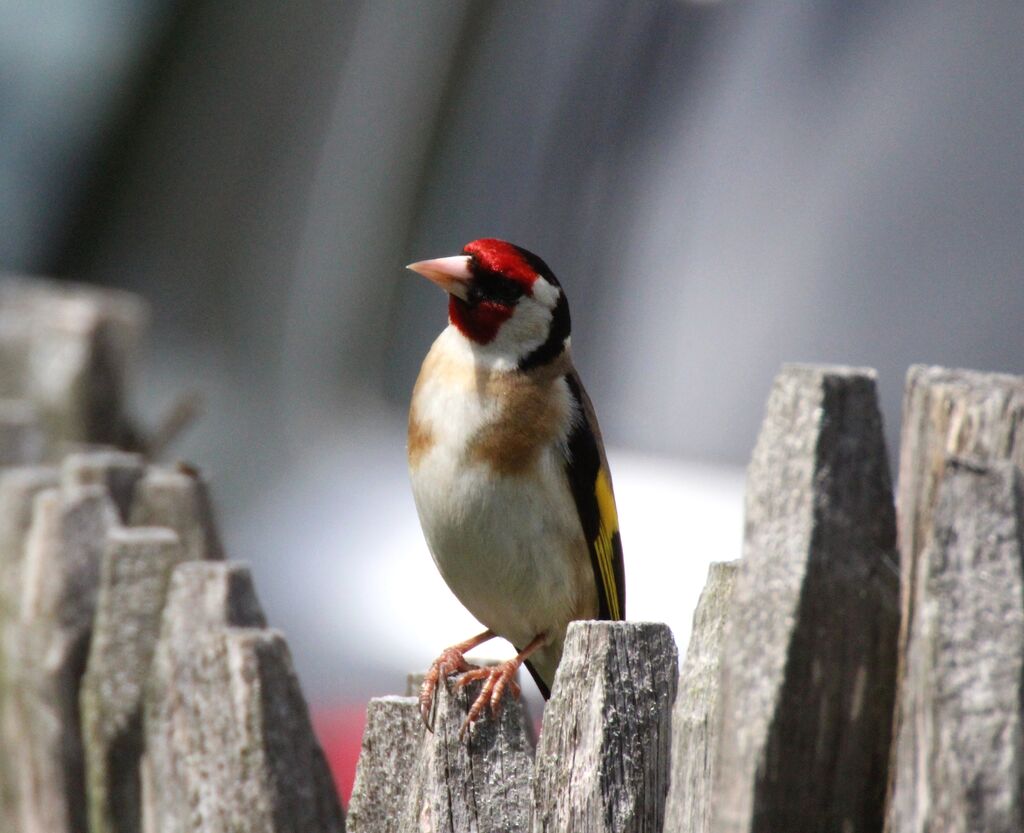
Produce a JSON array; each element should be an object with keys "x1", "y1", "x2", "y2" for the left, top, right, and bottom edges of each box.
[
  {"x1": 886, "y1": 458, "x2": 1024, "y2": 833},
  {"x1": 399, "y1": 675, "x2": 534, "y2": 833},
  {"x1": 532, "y1": 621, "x2": 678, "y2": 833}
]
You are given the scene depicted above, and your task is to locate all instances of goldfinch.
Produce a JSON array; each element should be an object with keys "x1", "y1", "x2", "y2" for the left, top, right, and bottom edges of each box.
[{"x1": 406, "y1": 238, "x2": 625, "y2": 734}]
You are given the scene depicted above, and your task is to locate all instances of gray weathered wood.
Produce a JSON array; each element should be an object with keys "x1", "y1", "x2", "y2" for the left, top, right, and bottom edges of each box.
[
  {"x1": 400, "y1": 676, "x2": 534, "y2": 833},
  {"x1": 896, "y1": 367, "x2": 1024, "y2": 632},
  {"x1": 886, "y1": 458, "x2": 1024, "y2": 833},
  {"x1": 711, "y1": 365, "x2": 899, "y2": 833},
  {"x1": 533, "y1": 621, "x2": 678, "y2": 833},
  {"x1": 81, "y1": 526, "x2": 189, "y2": 833},
  {"x1": 14, "y1": 478, "x2": 120, "y2": 833},
  {"x1": 0, "y1": 467, "x2": 60, "y2": 637},
  {"x1": 62, "y1": 450, "x2": 145, "y2": 521},
  {"x1": 129, "y1": 465, "x2": 224, "y2": 561},
  {"x1": 889, "y1": 365, "x2": 1024, "y2": 801},
  {"x1": 145, "y1": 561, "x2": 343, "y2": 833},
  {"x1": 144, "y1": 561, "x2": 267, "y2": 833},
  {"x1": 347, "y1": 696, "x2": 424, "y2": 833},
  {"x1": 663, "y1": 561, "x2": 738, "y2": 833},
  {"x1": 0, "y1": 276, "x2": 147, "y2": 452},
  {"x1": 0, "y1": 465, "x2": 58, "y2": 830}
]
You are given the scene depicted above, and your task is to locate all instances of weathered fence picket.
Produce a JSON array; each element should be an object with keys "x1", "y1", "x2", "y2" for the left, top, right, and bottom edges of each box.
[
  {"x1": 0, "y1": 465, "x2": 57, "y2": 831},
  {"x1": 16, "y1": 463, "x2": 122, "y2": 833},
  {"x1": 144, "y1": 561, "x2": 344, "y2": 833},
  {"x1": 884, "y1": 366, "x2": 1024, "y2": 833},
  {"x1": 663, "y1": 560, "x2": 737, "y2": 833},
  {"x1": 533, "y1": 621, "x2": 678, "y2": 833},
  {"x1": 81, "y1": 526, "x2": 189, "y2": 833},
  {"x1": 894, "y1": 366, "x2": 1024, "y2": 683},
  {"x1": 346, "y1": 697, "x2": 423, "y2": 833},
  {"x1": 400, "y1": 677, "x2": 534, "y2": 833},
  {"x1": 886, "y1": 458, "x2": 1024, "y2": 832},
  {"x1": 709, "y1": 365, "x2": 900, "y2": 833}
]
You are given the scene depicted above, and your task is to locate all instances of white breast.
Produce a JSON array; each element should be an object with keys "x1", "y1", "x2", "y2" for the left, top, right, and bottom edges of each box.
[{"x1": 408, "y1": 327, "x2": 595, "y2": 657}]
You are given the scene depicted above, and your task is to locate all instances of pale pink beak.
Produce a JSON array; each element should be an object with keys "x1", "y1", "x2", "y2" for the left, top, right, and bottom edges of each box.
[{"x1": 406, "y1": 255, "x2": 473, "y2": 300}]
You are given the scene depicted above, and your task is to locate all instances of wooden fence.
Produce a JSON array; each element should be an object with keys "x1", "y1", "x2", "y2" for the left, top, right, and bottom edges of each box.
[{"x1": 0, "y1": 276, "x2": 1020, "y2": 833}]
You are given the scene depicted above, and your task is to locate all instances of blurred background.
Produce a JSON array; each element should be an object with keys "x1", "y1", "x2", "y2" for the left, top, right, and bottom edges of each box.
[{"x1": 2, "y1": 0, "x2": 1022, "y2": 801}]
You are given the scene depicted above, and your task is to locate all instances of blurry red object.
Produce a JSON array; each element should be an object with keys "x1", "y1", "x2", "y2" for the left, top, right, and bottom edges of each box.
[{"x1": 312, "y1": 704, "x2": 368, "y2": 807}]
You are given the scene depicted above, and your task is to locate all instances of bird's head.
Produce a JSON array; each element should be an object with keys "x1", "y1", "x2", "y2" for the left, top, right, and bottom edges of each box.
[{"x1": 407, "y1": 238, "x2": 570, "y2": 370}]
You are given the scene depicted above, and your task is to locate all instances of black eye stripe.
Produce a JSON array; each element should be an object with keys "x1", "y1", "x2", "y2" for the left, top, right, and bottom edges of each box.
[{"x1": 471, "y1": 269, "x2": 526, "y2": 304}]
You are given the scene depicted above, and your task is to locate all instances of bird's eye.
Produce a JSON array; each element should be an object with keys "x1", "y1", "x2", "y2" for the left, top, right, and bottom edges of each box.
[{"x1": 473, "y1": 270, "x2": 525, "y2": 305}]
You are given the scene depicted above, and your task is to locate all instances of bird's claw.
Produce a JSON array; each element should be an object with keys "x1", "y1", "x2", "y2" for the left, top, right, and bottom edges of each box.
[
  {"x1": 419, "y1": 646, "x2": 479, "y2": 731},
  {"x1": 454, "y1": 659, "x2": 522, "y2": 740}
]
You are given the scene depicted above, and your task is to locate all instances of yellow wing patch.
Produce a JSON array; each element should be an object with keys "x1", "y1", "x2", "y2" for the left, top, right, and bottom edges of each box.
[{"x1": 593, "y1": 467, "x2": 621, "y2": 620}]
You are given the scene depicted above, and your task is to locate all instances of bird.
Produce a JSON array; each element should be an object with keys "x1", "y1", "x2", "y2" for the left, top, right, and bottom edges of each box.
[{"x1": 406, "y1": 238, "x2": 625, "y2": 735}]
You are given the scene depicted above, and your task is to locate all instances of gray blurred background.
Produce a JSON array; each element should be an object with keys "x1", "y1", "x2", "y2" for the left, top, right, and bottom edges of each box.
[{"x1": 2, "y1": 0, "x2": 1022, "y2": 715}]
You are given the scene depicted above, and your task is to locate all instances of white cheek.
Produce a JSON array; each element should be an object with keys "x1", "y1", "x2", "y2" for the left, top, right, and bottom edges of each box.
[{"x1": 493, "y1": 300, "x2": 551, "y2": 351}]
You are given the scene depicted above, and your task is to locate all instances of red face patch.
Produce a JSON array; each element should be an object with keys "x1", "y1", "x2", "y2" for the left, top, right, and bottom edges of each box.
[
  {"x1": 448, "y1": 296, "x2": 514, "y2": 344},
  {"x1": 463, "y1": 238, "x2": 537, "y2": 293}
]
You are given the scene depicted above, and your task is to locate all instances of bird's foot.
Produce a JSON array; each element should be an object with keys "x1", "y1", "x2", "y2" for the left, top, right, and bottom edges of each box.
[
  {"x1": 419, "y1": 646, "x2": 481, "y2": 730},
  {"x1": 454, "y1": 658, "x2": 522, "y2": 739}
]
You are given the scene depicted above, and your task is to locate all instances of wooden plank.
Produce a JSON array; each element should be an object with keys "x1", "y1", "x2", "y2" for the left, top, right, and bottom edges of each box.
[
  {"x1": 663, "y1": 560, "x2": 738, "y2": 833},
  {"x1": 886, "y1": 458, "x2": 1024, "y2": 832},
  {"x1": 14, "y1": 477, "x2": 120, "y2": 833},
  {"x1": 896, "y1": 367, "x2": 1024, "y2": 637},
  {"x1": 0, "y1": 466, "x2": 58, "y2": 830},
  {"x1": 400, "y1": 675, "x2": 534, "y2": 833},
  {"x1": 81, "y1": 526, "x2": 188, "y2": 833},
  {"x1": 532, "y1": 621, "x2": 678, "y2": 833},
  {"x1": 347, "y1": 696, "x2": 423, "y2": 833},
  {"x1": 711, "y1": 365, "x2": 899, "y2": 833},
  {"x1": 889, "y1": 366, "x2": 1024, "y2": 809},
  {"x1": 144, "y1": 561, "x2": 343, "y2": 833},
  {"x1": 144, "y1": 561, "x2": 266, "y2": 833}
]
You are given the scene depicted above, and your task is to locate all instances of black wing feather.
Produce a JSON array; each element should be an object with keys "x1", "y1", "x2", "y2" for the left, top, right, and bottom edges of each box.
[{"x1": 563, "y1": 372, "x2": 625, "y2": 622}]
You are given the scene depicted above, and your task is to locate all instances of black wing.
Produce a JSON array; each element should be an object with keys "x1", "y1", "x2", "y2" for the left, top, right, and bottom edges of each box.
[{"x1": 562, "y1": 372, "x2": 625, "y2": 621}]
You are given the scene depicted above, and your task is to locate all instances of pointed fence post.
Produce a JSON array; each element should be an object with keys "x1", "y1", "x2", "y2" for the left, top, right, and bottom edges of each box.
[
  {"x1": 80, "y1": 527, "x2": 191, "y2": 833},
  {"x1": 144, "y1": 561, "x2": 344, "y2": 833},
  {"x1": 895, "y1": 367, "x2": 1024, "y2": 646},
  {"x1": 532, "y1": 621, "x2": 678, "y2": 833},
  {"x1": 14, "y1": 477, "x2": 120, "y2": 833},
  {"x1": 710, "y1": 365, "x2": 899, "y2": 833},
  {"x1": 888, "y1": 366, "x2": 1024, "y2": 812},
  {"x1": 664, "y1": 561, "x2": 738, "y2": 833}
]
